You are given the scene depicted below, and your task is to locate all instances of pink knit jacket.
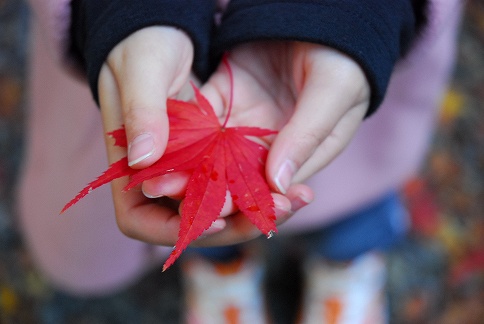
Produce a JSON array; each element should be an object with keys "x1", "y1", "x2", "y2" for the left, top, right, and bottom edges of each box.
[{"x1": 19, "y1": 0, "x2": 462, "y2": 294}]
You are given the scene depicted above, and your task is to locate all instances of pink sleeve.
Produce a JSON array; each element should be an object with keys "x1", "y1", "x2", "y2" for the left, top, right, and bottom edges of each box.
[{"x1": 28, "y1": 0, "x2": 84, "y2": 75}]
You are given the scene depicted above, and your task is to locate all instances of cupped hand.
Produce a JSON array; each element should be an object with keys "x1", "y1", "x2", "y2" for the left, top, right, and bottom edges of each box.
[
  {"x1": 180, "y1": 41, "x2": 370, "y2": 246},
  {"x1": 201, "y1": 41, "x2": 370, "y2": 195}
]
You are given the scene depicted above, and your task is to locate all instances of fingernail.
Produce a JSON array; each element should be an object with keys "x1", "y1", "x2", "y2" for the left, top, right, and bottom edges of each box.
[
  {"x1": 291, "y1": 193, "x2": 313, "y2": 212},
  {"x1": 142, "y1": 188, "x2": 163, "y2": 199},
  {"x1": 201, "y1": 219, "x2": 226, "y2": 237},
  {"x1": 274, "y1": 199, "x2": 291, "y2": 219},
  {"x1": 128, "y1": 133, "x2": 154, "y2": 166},
  {"x1": 274, "y1": 160, "x2": 297, "y2": 194}
]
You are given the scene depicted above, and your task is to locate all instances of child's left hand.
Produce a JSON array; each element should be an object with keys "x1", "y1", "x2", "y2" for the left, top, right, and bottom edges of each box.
[{"x1": 200, "y1": 41, "x2": 370, "y2": 194}]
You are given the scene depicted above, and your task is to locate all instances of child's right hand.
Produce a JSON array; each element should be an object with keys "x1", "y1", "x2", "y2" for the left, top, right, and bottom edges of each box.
[{"x1": 96, "y1": 26, "x2": 197, "y2": 246}]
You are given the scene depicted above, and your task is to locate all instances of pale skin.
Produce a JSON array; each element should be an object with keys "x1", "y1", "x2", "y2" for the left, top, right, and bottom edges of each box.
[{"x1": 98, "y1": 26, "x2": 369, "y2": 247}]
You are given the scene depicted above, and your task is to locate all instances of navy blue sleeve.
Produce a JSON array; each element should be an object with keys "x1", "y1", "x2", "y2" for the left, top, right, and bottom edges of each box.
[
  {"x1": 70, "y1": 0, "x2": 217, "y2": 105},
  {"x1": 213, "y1": 0, "x2": 427, "y2": 116}
]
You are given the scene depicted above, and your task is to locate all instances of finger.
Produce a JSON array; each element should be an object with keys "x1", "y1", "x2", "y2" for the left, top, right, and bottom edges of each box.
[
  {"x1": 293, "y1": 103, "x2": 367, "y2": 182},
  {"x1": 191, "y1": 192, "x2": 293, "y2": 246},
  {"x1": 285, "y1": 183, "x2": 314, "y2": 212},
  {"x1": 112, "y1": 184, "x2": 310, "y2": 247},
  {"x1": 220, "y1": 191, "x2": 237, "y2": 217},
  {"x1": 142, "y1": 172, "x2": 191, "y2": 199},
  {"x1": 267, "y1": 57, "x2": 369, "y2": 192},
  {"x1": 113, "y1": 189, "x2": 183, "y2": 246},
  {"x1": 191, "y1": 213, "x2": 261, "y2": 246},
  {"x1": 144, "y1": 179, "x2": 238, "y2": 216},
  {"x1": 107, "y1": 27, "x2": 193, "y2": 168},
  {"x1": 200, "y1": 219, "x2": 227, "y2": 237}
]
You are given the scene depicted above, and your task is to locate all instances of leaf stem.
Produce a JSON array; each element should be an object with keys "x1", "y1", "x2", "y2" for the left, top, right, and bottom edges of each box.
[{"x1": 221, "y1": 54, "x2": 234, "y2": 129}]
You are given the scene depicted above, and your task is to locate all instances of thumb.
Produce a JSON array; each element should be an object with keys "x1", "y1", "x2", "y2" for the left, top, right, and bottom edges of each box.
[
  {"x1": 103, "y1": 27, "x2": 194, "y2": 169},
  {"x1": 267, "y1": 67, "x2": 368, "y2": 193}
]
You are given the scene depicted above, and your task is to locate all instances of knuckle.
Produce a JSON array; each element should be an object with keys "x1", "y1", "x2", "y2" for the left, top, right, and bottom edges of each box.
[
  {"x1": 122, "y1": 105, "x2": 159, "y2": 134},
  {"x1": 122, "y1": 105, "x2": 145, "y2": 125},
  {"x1": 297, "y1": 128, "x2": 328, "y2": 151},
  {"x1": 115, "y1": 215, "x2": 137, "y2": 239}
]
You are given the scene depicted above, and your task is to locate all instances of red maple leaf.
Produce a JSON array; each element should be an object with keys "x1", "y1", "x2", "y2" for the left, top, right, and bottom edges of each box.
[{"x1": 61, "y1": 58, "x2": 278, "y2": 270}]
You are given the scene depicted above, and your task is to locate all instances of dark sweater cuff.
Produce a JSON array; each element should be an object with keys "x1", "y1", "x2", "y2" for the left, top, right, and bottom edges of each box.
[
  {"x1": 214, "y1": 0, "x2": 418, "y2": 116},
  {"x1": 71, "y1": 0, "x2": 216, "y2": 105}
]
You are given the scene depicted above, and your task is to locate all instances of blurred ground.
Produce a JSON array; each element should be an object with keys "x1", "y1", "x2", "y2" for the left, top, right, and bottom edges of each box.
[{"x1": 0, "y1": 1, "x2": 483, "y2": 323}]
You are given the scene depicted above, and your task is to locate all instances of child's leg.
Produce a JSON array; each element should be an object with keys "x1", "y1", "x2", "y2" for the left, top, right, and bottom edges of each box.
[
  {"x1": 299, "y1": 192, "x2": 408, "y2": 324},
  {"x1": 182, "y1": 243, "x2": 268, "y2": 323}
]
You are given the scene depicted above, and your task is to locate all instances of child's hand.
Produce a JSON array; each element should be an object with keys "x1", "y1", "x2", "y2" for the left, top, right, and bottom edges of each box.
[
  {"x1": 97, "y1": 26, "x2": 195, "y2": 245},
  {"x1": 95, "y1": 27, "x2": 307, "y2": 247},
  {"x1": 202, "y1": 41, "x2": 370, "y2": 194},
  {"x1": 180, "y1": 41, "x2": 369, "y2": 245}
]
